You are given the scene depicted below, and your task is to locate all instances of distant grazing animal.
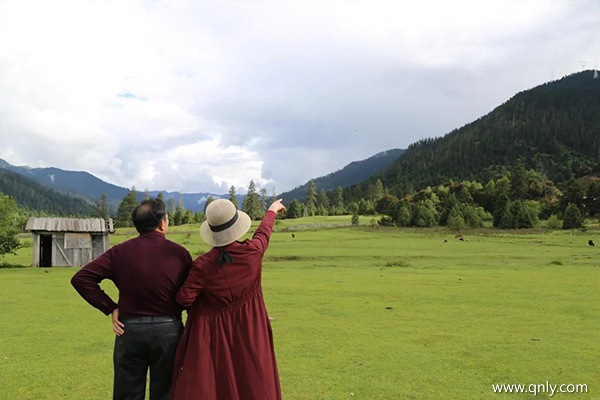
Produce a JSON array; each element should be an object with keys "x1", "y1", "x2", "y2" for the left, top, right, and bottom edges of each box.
[
  {"x1": 589, "y1": 239, "x2": 595, "y2": 247},
  {"x1": 292, "y1": 233, "x2": 295, "y2": 238}
]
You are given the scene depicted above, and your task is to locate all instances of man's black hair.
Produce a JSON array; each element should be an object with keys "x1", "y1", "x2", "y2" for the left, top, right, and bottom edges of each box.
[{"x1": 132, "y1": 198, "x2": 167, "y2": 233}]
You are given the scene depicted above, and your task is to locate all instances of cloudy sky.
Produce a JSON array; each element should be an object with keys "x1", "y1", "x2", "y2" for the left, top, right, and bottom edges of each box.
[{"x1": 0, "y1": 0, "x2": 598, "y2": 195}]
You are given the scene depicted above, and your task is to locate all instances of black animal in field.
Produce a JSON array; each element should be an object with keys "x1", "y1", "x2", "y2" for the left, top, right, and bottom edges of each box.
[{"x1": 589, "y1": 239, "x2": 595, "y2": 247}]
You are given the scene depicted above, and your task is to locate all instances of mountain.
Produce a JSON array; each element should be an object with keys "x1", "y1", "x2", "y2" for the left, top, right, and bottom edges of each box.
[
  {"x1": 277, "y1": 148, "x2": 405, "y2": 202},
  {"x1": 0, "y1": 159, "x2": 225, "y2": 213},
  {"x1": 4, "y1": 70, "x2": 597, "y2": 213},
  {"x1": 0, "y1": 160, "x2": 130, "y2": 204},
  {"x1": 1, "y1": 147, "x2": 405, "y2": 212},
  {"x1": 346, "y1": 70, "x2": 600, "y2": 200},
  {"x1": 146, "y1": 190, "x2": 230, "y2": 213},
  {"x1": 0, "y1": 168, "x2": 94, "y2": 216}
]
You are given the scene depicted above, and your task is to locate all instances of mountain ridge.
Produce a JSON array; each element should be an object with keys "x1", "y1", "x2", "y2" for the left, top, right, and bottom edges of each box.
[
  {"x1": 0, "y1": 168, "x2": 94, "y2": 216},
  {"x1": 3, "y1": 70, "x2": 597, "y2": 214},
  {"x1": 343, "y1": 70, "x2": 600, "y2": 201},
  {"x1": 0, "y1": 147, "x2": 404, "y2": 213},
  {"x1": 277, "y1": 148, "x2": 405, "y2": 202}
]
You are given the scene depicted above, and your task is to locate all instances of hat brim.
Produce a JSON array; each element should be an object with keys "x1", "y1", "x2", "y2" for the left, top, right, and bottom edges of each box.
[{"x1": 199, "y1": 211, "x2": 252, "y2": 247}]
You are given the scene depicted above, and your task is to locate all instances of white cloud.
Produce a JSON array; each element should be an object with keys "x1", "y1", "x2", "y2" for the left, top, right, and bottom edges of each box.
[{"x1": 1, "y1": 0, "x2": 598, "y2": 194}]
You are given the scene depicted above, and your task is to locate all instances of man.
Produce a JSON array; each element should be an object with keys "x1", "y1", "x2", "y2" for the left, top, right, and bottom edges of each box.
[{"x1": 71, "y1": 198, "x2": 192, "y2": 400}]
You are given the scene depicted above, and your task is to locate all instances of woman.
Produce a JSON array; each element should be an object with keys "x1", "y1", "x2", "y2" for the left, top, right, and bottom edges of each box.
[{"x1": 170, "y1": 198, "x2": 286, "y2": 400}]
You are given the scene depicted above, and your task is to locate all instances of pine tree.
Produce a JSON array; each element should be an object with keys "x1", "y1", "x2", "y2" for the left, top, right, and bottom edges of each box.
[
  {"x1": 260, "y1": 188, "x2": 268, "y2": 213},
  {"x1": 181, "y1": 209, "x2": 193, "y2": 225},
  {"x1": 510, "y1": 200, "x2": 535, "y2": 229},
  {"x1": 333, "y1": 186, "x2": 344, "y2": 208},
  {"x1": 559, "y1": 178, "x2": 585, "y2": 212},
  {"x1": 116, "y1": 188, "x2": 138, "y2": 228},
  {"x1": 167, "y1": 197, "x2": 175, "y2": 215},
  {"x1": 304, "y1": 179, "x2": 317, "y2": 217},
  {"x1": 463, "y1": 205, "x2": 491, "y2": 228},
  {"x1": 229, "y1": 186, "x2": 238, "y2": 208},
  {"x1": 457, "y1": 186, "x2": 474, "y2": 205},
  {"x1": 370, "y1": 179, "x2": 385, "y2": 202},
  {"x1": 447, "y1": 205, "x2": 466, "y2": 230},
  {"x1": 92, "y1": 192, "x2": 110, "y2": 220},
  {"x1": 412, "y1": 200, "x2": 437, "y2": 227},
  {"x1": 194, "y1": 211, "x2": 206, "y2": 224},
  {"x1": 584, "y1": 182, "x2": 600, "y2": 217},
  {"x1": 493, "y1": 191, "x2": 510, "y2": 227},
  {"x1": 510, "y1": 159, "x2": 529, "y2": 200},
  {"x1": 316, "y1": 189, "x2": 329, "y2": 214},
  {"x1": 357, "y1": 198, "x2": 375, "y2": 214},
  {"x1": 478, "y1": 180, "x2": 497, "y2": 213},
  {"x1": 499, "y1": 202, "x2": 514, "y2": 229},
  {"x1": 286, "y1": 199, "x2": 304, "y2": 219},
  {"x1": 331, "y1": 186, "x2": 345, "y2": 215},
  {"x1": 351, "y1": 211, "x2": 359, "y2": 226},
  {"x1": 375, "y1": 194, "x2": 399, "y2": 216},
  {"x1": 546, "y1": 214, "x2": 562, "y2": 229},
  {"x1": 394, "y1": 202, "x2": 412, "y2": 227},
  {"x1": 562, "y1": 203, "x2": 583, "y2": 229},
  {"x1": 242, "y1": 180, "x2": 262, "y2": 220},
  {"x1": 439, "y1": 193, "x2": 459, "y2": 225},
  {"x1": 173, "y1": 195, "x2": 185, "y2": 225}
]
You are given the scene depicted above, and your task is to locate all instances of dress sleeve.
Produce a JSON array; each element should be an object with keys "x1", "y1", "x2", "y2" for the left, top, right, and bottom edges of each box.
[
  {"x1": 70, "y1": 249, "x2": 118, "y2": 316},
  {"x1": 176, "y1": 257, "x2": 206, "y2": 308},
  {"x1": 247, "y1": 210, "x2": 277, "y2": 254}
]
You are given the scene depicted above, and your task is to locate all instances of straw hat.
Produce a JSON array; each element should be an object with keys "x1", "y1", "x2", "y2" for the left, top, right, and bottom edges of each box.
[{"x1": 200, "y1": 199, "x2": 252, "y2": 247}]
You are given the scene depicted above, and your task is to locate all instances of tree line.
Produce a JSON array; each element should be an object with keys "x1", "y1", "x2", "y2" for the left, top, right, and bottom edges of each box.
[
  {"x1": 110, "y1": 180, "x2": 273, "y2": 228},
  {"x1": 108, "y1": 159, "x2": 598, "y2": 231},
  {"x1": 1, "y1": 160, "x2": 597, "y2": 259},
  {"x1": 0, "y1": 169, "x2": 93, "y2": 216},
  {"x1": 363, "y1": 72, "x2": 599, "y2": 201},
  {"x1": 295, "y1": 159, "x2": 598, "y2": 230}
]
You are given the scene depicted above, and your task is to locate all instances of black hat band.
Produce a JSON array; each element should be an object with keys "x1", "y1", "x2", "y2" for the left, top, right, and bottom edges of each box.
[{"x1": 209, "y1": 212, "x2": 239, "y2": 232}]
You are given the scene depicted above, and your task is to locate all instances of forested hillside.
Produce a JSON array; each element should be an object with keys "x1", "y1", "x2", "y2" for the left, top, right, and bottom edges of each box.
[
  {"x1": 1, "y1": 71, "x2": 598, "y2": 229},
  {"x1": 279, "y1": 148, "x2": 404, "y2": 201},
  {"x1": 0, "y1": 158, "x2": 130, "y2": 207},
  {"x1": 345, "y1": 70, "x2": 599, "y2": 201},
  {"x1": 0, "y1": 169, "x2": 93, "y2": 216}
]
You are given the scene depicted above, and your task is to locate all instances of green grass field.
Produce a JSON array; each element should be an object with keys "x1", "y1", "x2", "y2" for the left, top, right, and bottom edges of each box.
[{"x1": 1, "y1": 218, "x2": 599, "y2": 399}]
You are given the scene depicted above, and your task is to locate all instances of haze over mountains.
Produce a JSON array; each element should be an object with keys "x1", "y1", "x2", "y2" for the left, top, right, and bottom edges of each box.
[
  {"x1": 0, "y1": 158, "x2": 215, "y2": 213},
  {"x1": 0, "y1": 148, "x2": 404, "y2": 214},
  {"x1": 1, "y1": 70, "x2": 598, "y2": 216}
]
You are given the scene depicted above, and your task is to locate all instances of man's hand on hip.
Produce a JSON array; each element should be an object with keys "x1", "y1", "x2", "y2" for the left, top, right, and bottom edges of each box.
[{"x1": 111, "y1": 308, "x2": 125, "y2": 336}]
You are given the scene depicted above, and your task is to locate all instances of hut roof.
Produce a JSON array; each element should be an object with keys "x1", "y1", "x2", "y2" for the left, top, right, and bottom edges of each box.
[{"x1": 26, "y1": 218, "x2": 114, "y2": 233}]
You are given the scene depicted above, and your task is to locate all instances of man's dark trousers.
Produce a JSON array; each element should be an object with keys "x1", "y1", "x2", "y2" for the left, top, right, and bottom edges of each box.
[{"x1": 113, "y1": 317, "x2": 183, "y2": 400}]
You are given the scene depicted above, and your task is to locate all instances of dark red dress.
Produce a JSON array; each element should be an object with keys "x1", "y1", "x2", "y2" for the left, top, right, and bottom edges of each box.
[{"x1": 170, "y1": 211, "x2": 282, "y2": 400}]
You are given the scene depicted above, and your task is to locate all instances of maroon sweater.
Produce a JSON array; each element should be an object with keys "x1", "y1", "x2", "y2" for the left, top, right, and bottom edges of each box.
[{"x1": 71, "y1": 231, "x2": 192, "y2": 319}]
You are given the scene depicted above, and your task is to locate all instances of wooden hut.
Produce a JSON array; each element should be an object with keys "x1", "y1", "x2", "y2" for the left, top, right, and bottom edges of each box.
[{"x1": 25, "y1": 218, "x2": 115, "y2": 267}]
